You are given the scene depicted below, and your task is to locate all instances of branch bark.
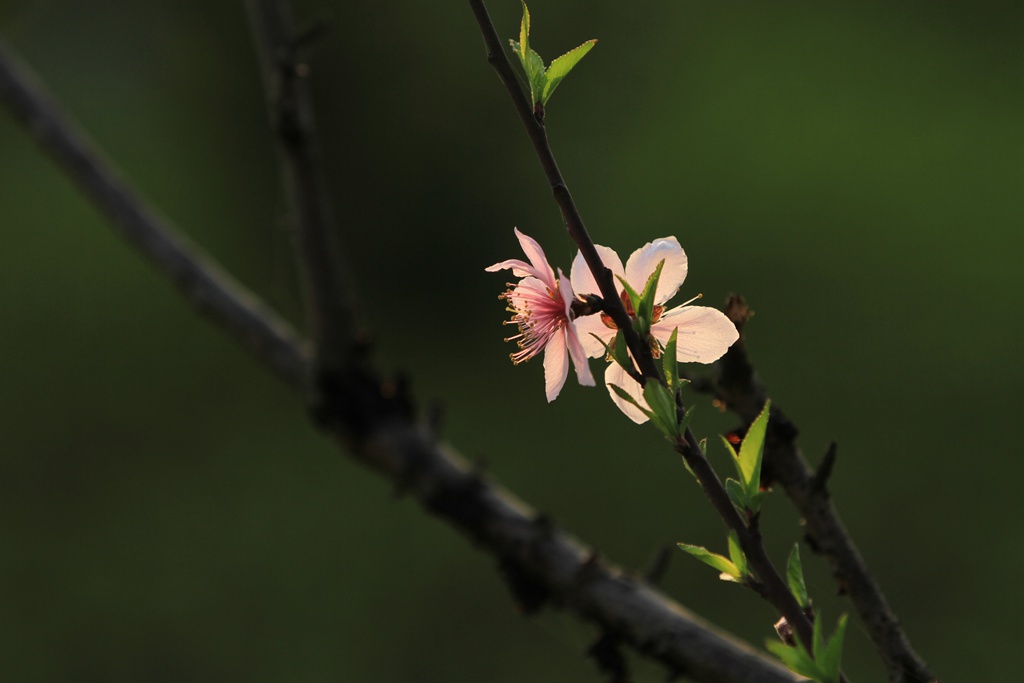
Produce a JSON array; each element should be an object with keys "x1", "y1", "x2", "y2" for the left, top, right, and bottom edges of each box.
[
  {"x1": 0, "y1": 35, "x2": 800, "y2": 683},
  {"x1": 706, "y1": 296, "x2": 937, "y2": 683}
]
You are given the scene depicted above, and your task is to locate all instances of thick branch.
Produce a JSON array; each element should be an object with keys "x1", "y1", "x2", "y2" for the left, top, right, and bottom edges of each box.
[
  {"x1": 0, "y1": 39, "x2": 307, "y2": 389},
  {"x1": 247, "y1": 0, "x2": 358, "y2": 382},
  {"x1": 0, "y1": 37, "x2": 799, "y2": 683},
  {"x1": 707, "y1": 296, "x2": 936, "y2": 683}
]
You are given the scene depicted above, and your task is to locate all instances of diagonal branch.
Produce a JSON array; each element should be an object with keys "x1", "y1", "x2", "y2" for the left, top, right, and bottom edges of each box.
[
  {"x1": 0, "y1": 39, "x2": 307, "y2": 389},
  {"x1": 704, "y1": 297, "x2": 937, "y2": 683},
  {"x1": 0, "y1": 35, "x2": 800, "y2": 683}
]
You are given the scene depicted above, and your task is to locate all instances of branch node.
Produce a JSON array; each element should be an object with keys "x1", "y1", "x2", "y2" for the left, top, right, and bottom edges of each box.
[
  {"x1": 724, "y1": 293, "x2": 754, "y2": 332},
  {"x1": 812, "y1": 442, "x2": 838, "y2": 495},
  {"x1": 498, "y1": 555, "x2": 550, "y2": 615},
  {"x1": 576, "y1": 549, "x2": 605, "y2": 585},
  {"x1": 643, "y1": 546, "x2": 672, "y2": 587},
  {"x1": 774, "y1": 616, "x2": 795, "y2": 647}
]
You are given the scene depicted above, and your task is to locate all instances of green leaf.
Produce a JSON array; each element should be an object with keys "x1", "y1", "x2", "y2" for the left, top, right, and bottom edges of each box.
[
  {"x1": 510, "y1": 2, "x2": 596, "y2": 108},
  {"x1": 519, "y1": 0, "x2": 530, "y2": 54},
  {"x1": 510, "y1": 3, "x2": 545, "y2": 103},
  {"x1": 662, "y1": 326, "x2": 679, "y2": 391},
  {"x1": 725, "y1": 477, "x2": 748, "y2": 512},
  {"x1": 677, "y1": 543, "x2": 741, "y2": 580},
  {"x1": 677, "y1": 404, "x2": 695, "y2": 435},
  {"x1": 637, "y1": 258, "x2": 665, "y2": 335},
  {"x1": 538, "y1": 39, "x2": 596, "y2": 105},
  {"x1": 679, "y1": 453, "x2": 697, "y2": 479},
  {"x1": 611, "y1": 330, "x2": 633, "y2": 375},
  {"x1": 787, "y1": 544, "x2": 810, "y2": 609},
  {"x1": 738, "y1": 400, "x2": 771, "y2": 506},
  {"x1": 608, "y1": 383, "x2": 655, "y2": 422},
  {"x1": 820, "y1": 614, "x2": 849, "y2": 683},
  {"x1": 643, "y1": 379, "x2": 678, "y2": 438},
  {"x1": 811, "y1": 608, "x2": 826, "y2": 662},
  {"x1": 765, "y1": 640, "x2": 823, "y2": 680},
  {"x1": 720, "y1": 435, "x2": 744, "y2": 481},
  {"x1": 726, "y1": 531, "x2": 748, "y2": 578}
]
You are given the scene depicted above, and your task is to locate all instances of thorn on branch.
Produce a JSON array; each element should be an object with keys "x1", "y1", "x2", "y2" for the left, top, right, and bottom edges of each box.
[
  {"x1": 426, "y1": 399, "x2": 445, "y2": 441},
  {"x1": 643, "y1": 546, "x2": 672, "y2": 587},
  {"x1": 803, "y1": 531, "x2": 823, "y2": 556},
  {"x1": 498, "y1": 555, "x2": 550, "y2": 615},
  {"x1": 812, "y1": 442, "x2": 838, "y2": 495},
  {"x1": 587, "y1": 632, "x2": 631, "y2": 683}
]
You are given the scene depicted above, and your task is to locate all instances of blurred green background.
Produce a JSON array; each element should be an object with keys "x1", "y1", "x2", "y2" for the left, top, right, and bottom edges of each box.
[{"x1": 1, "y1": 0, "x2": 1021, "y2": 681}]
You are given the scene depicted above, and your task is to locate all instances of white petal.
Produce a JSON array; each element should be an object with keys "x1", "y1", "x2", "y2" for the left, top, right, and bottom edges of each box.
[
  {"x1": 513, "y1": 228, "x2": 557, "y2": 290},
  {"x1": 653, "y1": 305, "x2": 739, "y2": 364},
  {"x1": 570, "y1": 244, "x2": 625, "y2": 297},
  {"x1": 624, "y1": 237, "x2": 688, "y2": 304},
  {"x1": 572, "y1": 314, "x2": 615, "y2": 358},
  {"x1": 542, "y1": 326, "x2": 569, "y2": 402},
  {"x1": 605, "y1": 361, "x2": 650, "y2": 424}
]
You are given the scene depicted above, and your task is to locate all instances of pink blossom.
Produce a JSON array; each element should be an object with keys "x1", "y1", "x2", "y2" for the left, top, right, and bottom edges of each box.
[
  {"x1": 569, "y1": 237, "x2": 739, "y2": 423},
  {"x1": 486, "y1": 229, "x2": 595, "y2": 401}
]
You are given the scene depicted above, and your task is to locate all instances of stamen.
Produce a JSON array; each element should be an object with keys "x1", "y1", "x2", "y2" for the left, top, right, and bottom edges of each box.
[{"x1": 677, "y1": 292, "x2": 703, "y2": 307}]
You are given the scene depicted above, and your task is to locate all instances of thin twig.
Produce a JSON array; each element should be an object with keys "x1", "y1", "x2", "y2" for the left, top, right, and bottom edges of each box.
[
  {"x1": 467, "y1": 0, "x2": 660, "y2": 384},
  {"x1": 0, "y1": 35, "x2": 800, "y2": 683},
  {"x1": 468, "y1": 0, "x2": 825, "y2": 663},
  {"x1": 709, "y1": 295, "x2": 937, "y2": 683},
  {"x1": 247, "y1": 0, "x2": 359, "y2": 386}
]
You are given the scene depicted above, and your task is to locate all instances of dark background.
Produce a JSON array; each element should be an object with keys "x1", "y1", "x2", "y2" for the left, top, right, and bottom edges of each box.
[{"x1": 1, "y1": 0, "x2": 1021, "y2": 681}]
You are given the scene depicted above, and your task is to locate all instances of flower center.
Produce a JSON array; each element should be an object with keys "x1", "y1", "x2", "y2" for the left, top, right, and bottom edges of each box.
[
  {"x1": 499, "y1": 282, "x2": 567, "y2": 365},
  {"x1": 597, "y1": 290, "x2": 665, "y2": 358}
]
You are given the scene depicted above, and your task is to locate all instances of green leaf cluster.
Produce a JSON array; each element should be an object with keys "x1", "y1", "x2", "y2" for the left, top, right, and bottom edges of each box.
[
  {"x1": 509, "y1": 2, "x2": 596, "y2": 108},
  {"x1": 765, "y1": 612, "x2": 848, "y2": 683},
  {"x1": 607, "y1": 380, "x2": 689, "y2": 440},
  {"x1": 677, "y1": 530, "x2": 749, "y2": 584},
  {"x1": 604, "y1": 259, "x2": 694, "y2": 440},
  {"x1": 721, "y1": 400, "x2": 771, "y2": 514}
]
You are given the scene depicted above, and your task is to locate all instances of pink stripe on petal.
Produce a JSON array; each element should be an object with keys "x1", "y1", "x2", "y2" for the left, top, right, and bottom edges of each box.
[
  {"x1": 565, "y1": 325, "x2": 595, "y2": 386},
  {"x1": 513, "y1": 228, "x2": 557, "y2": 290},
  {"x1": 485, "y1": 258, "x2": 543, "y2": 280},
  {"x1": 543, "y1": 328, "x2": 569, "y2": 402}
]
